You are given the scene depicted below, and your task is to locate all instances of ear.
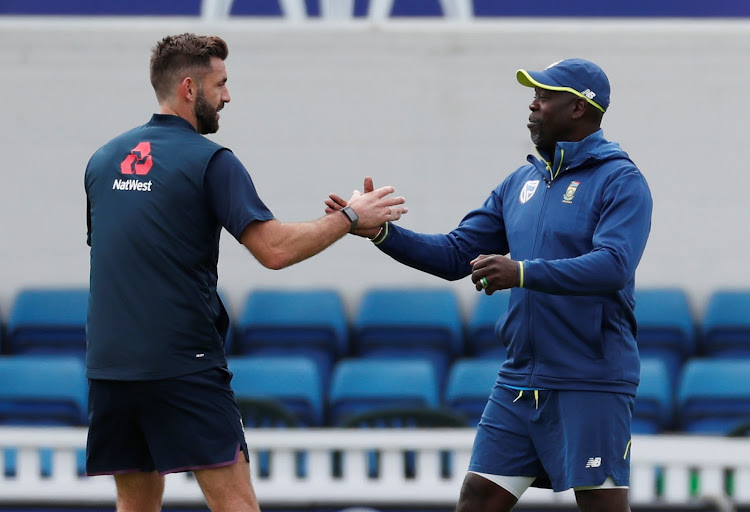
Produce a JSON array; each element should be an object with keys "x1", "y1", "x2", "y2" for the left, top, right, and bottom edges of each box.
[
  {"x1": 179, "y1": 77, "x2": 197, "y2": 103},
  {"x1": 571, "y1": 97, "x2": 588, "y2": 120}
]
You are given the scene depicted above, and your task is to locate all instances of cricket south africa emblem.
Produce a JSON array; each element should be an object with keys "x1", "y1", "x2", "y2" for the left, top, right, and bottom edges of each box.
[
  {"x1": 563, "y1": 181, "x2": 580, "y2": 204},
  {"x1": 520, "y1": 180, "x2": 540, "y2": 204}
]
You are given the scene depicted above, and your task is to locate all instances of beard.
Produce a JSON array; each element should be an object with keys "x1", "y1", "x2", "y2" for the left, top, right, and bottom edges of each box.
[
  {"x1": 528, "y1": 121, "x2": 543, "y2": 148},
  {"x1": 195, "y1": 90, "x2": 221, "y2": 135}
]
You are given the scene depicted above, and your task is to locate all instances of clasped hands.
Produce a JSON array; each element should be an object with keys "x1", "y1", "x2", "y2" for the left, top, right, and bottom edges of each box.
[
  {"x1": 325, "y1": 176, "x2": 408, "y2": 238},
  {"x1": 326, "y1": 177, "x2": 518, "y2": 295}
]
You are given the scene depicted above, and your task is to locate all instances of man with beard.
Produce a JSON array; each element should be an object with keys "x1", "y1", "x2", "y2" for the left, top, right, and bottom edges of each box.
[
  {"x1": 83, "y1": 33, "x2": 406, "y2": 512},
  {"x1": 328, "y1": 58, "x2": 652, "y2": 512}
]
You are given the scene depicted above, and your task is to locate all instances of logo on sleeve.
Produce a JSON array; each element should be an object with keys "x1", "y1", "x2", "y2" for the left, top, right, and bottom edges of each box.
[
  {"x1": 114, "y1": 142, "x2": 153, "y2": 192},
  {"x1": 519, "y1": 180, "x2": 540, "y2": 204},
  {"x1": 562, "y1": 181, "x2": 580, "y2": 204}
]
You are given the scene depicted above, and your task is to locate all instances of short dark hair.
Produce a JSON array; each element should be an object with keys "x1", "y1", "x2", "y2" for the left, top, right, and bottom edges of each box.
[{"x1": 149, "y1": 33, "x2": 229, "y2": 102}]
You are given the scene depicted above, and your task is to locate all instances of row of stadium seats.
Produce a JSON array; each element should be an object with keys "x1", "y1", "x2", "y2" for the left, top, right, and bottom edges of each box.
[
  {"x1": 2, "y1": 286, "x2": 750, "y2": 382},
  {"x1": 1, "y1": 286, "x2": 750, "y2": 432},
  {"x1": 2, "y1": 353, "x2": 750, "y2": 436}
]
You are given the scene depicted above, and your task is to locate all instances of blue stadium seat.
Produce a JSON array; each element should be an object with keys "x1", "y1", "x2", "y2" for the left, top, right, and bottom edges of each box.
[
  {"x1": 0, "y1": 355, "x2": 88, "y2": 426},
  {"x1": 633, "y1": 358, "x2": 674, "y2": 434},
  {"x1": 634, "y1": 288, "x2": 696, "y2": 386},
  {"x1": 328, "y1": 359, "x2": 439, "y2": 426},
  {"x1": 217, "y1": 289, "x2": 236, "y2": 356},
  {"x1": 443, "y1": 358, "x2": 500, "y2": 426},
  {"x1": 228, "y1": 356, "x2": 323, "y2": 426},
  {"x1": 235, "y1": 289, "x2": 348, "y2": 391},
  {"x1": 677, "y1": 359, "x2": 750, "y2": 434},
  {"x1": 700, "y1": 290, "x2": 750, "y2": 357},
  {"x1": 0, "y1": 305, "x2": 5, "y2": 354},
  {"x1": 353, "y1": 287, "x2": 463, "y2": 389},
  {"x1": 5, "y1": 288, "x2": 88, "y2": 357},
  {"x1": 466, "y1": 291, "x2": 510, "y2": 359}
]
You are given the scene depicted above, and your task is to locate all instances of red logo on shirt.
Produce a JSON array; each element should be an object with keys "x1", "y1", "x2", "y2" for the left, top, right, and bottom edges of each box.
[{"x1": 120, "y1": 142, "x2": 153, "y2": 175}]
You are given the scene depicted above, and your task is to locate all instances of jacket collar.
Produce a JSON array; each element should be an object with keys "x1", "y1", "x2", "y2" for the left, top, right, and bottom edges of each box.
[
  {"x1": 150, "y1": 113, "x2": 197, "y2": 132},
  {"x1": 529, "y1": 129, "x2": 628, "y2": 181}
]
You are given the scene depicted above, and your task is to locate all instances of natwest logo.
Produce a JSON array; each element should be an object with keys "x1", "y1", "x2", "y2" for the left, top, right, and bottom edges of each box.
[
  {"x1": 120, "y1": 142, "x2": 153, "y2": 175},
  {"x1": 113, "y1": 179, "x2": 153, "y2": 191}
]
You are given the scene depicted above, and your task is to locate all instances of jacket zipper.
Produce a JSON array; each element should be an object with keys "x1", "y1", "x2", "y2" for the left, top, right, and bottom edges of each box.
[{"x1": 526, "y1": 162, "x2": 554, "y2": 385}]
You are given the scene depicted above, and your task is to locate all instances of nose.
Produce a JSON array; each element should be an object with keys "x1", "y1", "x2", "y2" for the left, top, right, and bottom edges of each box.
[
  {"x1": 223, "y1": 86, "x2": 231, "y2": 104},
  {"x1": 529, "y1": 98, "x2": 539, "y2": 111}
]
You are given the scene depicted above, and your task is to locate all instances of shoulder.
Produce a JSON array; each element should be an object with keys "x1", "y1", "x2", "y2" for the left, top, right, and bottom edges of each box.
[
  {"x1": 499, "y1": 161, "x2": 540, "y2": 191},
  {"x1": 207, "y1": 148, "x2": 245, "y2": 174},
  {"x1": 599, "y1": 156, "x2": 648, "y2": 188}
]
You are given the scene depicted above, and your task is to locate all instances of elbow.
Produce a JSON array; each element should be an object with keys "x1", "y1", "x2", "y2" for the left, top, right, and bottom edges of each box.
[
  {"x1": 254, "y1": 248, "x2": 292, "y2": 270},
  {"x1": 442, "y1": 272, "x2": 467, "y2": 282},
  {"x1": 592, "y1": 248, "x2": 633, "y2": 291},
  {"x1": 611, "y1": 273, "x2": 632, "y2": 291},
  {"x1": 259, "y1": 255, "x2": 290, "y2": 271},
  {"x1": 261, "y1": 259, "x2": 286, "y2": 271},
  {"x1": 600, "y1": 261, "x2": 632, "y2": 291},
  {"x1": 434, "y1": 266, "x2": 473, "y2": 282}
]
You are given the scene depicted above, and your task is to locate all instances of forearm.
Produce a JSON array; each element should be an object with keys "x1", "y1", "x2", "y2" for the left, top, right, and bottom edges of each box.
[
  {"x1": 241, "y1": 214, "x2": 351, "y2": 270},
  {"x1": 376, "y1": 224, "x2": 474, "y2": 281},
  {"x1": 524, "y1": 172, "x2": 652, "y2": 295},
  {"x1": 522, "y1": 248, "x2": 632, "y2": 295}
]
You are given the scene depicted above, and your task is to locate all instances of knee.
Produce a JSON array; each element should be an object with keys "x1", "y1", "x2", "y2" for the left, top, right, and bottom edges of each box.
[
  {"x1": 115, "y1": 472, "x2": 164, "y2": 512},
  {"x1": 575, "y1": 488, "x2": 630, "y2": 512},
  {"x1": 456, "y1": 473, "x2": 516, "y2": 512}
]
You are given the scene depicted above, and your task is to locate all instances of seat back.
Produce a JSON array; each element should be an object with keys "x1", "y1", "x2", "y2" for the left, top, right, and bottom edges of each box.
[
  {"x1": 444, "y1": 358, "x2": 500, "y2": 426},
  {"x1": 340, "y1": 407, "x2": 466, "y2": 428},
  {"x1": 635, "y1": 288, "x2": 696, "y2": 386},
  {"x1": 677, "y1": 359, "x2": 750, "y2": 434},
  {"x1": 228, "y1": 356, "x2": 323, "y2": 426},
  {"x1": 235, "y1": 289, "x2": 348, "y2": 390},
  {"x1": 633, "y1": 358, "x2": 674, "y2": 434},
  {"x1": 353, "y1": 288, "x2": 463, "y2": 388},
  {"x1": 328, "y1": 359, "x2": 439, "y2": 426},
  {"x1": 466, "y1": 291, "x2": 510, "y2": 358},
  {"x1": 0, "y1": 355, "x2": 88, "y2": 426},
  {"x1": 6, "y1": 288, "x2": 89, "y2": 357},
  {"x1": 235, "y1": 397, "x2": 300, "y2": 428},
  {"x1": 701, "y1": 290, "x2": 750, "y2": 357}
]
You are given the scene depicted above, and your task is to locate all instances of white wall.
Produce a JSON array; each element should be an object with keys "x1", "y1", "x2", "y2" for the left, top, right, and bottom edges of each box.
[{"x1": 1, "y1": 17, "x2": 748, "y2": 320}]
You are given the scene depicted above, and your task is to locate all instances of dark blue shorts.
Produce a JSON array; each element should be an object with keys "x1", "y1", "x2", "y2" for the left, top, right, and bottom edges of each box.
[
  {"x1": 468, "y1": 385, "x2": 634, "y2": 492},
  {"x1": 86, "y1": 367, "x2": 249, "y2": 475}
]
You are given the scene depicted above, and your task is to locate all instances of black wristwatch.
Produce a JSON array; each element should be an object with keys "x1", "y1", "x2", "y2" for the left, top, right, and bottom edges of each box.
[{"x1": 341, "y1": 206, "x2": 359, "y2": 230}]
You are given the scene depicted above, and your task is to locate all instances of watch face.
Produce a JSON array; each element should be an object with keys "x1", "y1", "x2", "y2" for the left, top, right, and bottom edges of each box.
[{"x1": 343, "y1": 206, "x2": 358, "y2": 226}]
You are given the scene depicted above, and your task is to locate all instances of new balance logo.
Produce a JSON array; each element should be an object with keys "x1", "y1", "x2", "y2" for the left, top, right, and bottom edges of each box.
[
  {"x1": 581, "y1": 88, "x2": 597, "y2": 100},
  {"x1": 585, "y1": 457, "x2": 602, "y2": 468}
]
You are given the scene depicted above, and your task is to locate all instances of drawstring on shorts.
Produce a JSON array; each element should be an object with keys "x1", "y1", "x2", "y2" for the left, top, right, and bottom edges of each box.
[{"x1": 512, "y1": 389, "x2": 540, "y2": 409}]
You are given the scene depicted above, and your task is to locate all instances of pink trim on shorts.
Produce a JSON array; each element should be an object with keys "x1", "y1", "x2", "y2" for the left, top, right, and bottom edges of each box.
[{"x1": 159, "y1": 442, "x2": 242, "y2": 476}]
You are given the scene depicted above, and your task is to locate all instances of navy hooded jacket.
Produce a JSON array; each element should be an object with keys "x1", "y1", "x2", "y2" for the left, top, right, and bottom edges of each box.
[{"x1": 376, "y1": 129, "x2": 652, "y2": 396}]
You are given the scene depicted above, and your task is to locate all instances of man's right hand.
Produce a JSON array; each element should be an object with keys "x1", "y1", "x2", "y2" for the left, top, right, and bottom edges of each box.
[{"x1": 326, "y1": 177, "x2": 407, "y2": 238}]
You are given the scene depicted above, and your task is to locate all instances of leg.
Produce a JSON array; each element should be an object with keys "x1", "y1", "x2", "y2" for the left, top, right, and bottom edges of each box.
[
  {"x1": 114, "y1": 471, "x2": 164, "y2": 512},
  {"x1": 194, "y1": 451, "x2": 260, "y2": 512},
  {"x1": 455, "y1": 472, "x2": 518, "y2": 512},
  {"x1": 141, "y1": 368, "x2": 255, "y2": 510},
  {"x1": 575, "y1": 488, "x2": 630, "y2": 512}
]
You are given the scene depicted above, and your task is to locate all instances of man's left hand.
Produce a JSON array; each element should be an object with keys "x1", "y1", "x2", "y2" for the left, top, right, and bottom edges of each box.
[{"x1": 470, "y1": 254, "x2": 520, "y2": 294}]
